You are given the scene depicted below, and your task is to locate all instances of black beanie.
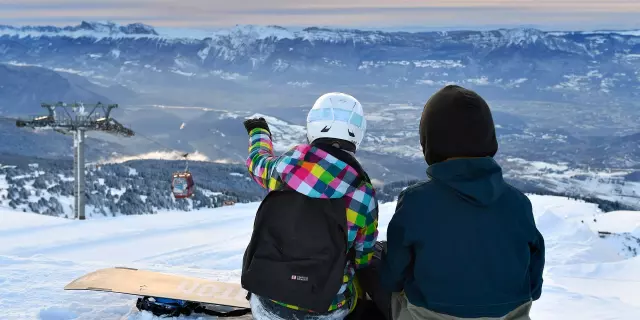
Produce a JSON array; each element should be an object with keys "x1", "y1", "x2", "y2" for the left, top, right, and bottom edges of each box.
[{"x1": 419, "y1": 85, "x2": 498, "y2": 165}]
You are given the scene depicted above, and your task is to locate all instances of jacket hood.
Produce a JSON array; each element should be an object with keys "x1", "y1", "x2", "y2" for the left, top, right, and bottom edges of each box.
[{"x1": 426, "y1": 157, "x2": 506, "y2": 206}]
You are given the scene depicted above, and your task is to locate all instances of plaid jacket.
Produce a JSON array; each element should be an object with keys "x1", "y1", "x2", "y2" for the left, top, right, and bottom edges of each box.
[{"x1": 245, "y1": 128, "x2": 379, "y2": 312}]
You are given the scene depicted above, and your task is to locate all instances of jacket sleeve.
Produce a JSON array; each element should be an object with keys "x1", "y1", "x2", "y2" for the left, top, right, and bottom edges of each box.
[
  {"x1": 379, "y1": 190, "x2": 413, "y2": 292},
  {"x1": 353, "y1": 192, "x2": 379, "y2": 269},
  {"x1": 245, "y1": 128, "x2": 283, "y2": 191},
  {"x1": 526, "y1": 200, "x2": 545, "y2": 301}
]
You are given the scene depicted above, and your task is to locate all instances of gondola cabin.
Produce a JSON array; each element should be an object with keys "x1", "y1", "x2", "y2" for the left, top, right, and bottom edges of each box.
[{"x1": 172, "y1": 171, "x2": 195, "y2": 199}]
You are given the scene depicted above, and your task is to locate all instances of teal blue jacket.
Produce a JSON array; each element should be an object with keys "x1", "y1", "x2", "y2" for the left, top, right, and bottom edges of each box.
[{"x1": 380, "y1": 158, "x2": 545, "y2": 318}]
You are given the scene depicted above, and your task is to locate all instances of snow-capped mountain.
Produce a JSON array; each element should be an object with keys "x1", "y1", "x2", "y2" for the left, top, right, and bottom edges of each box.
[
  {"x1": 0, "y1": 21, "x2": 158, "y2": 37},
  {"x1": 1, "y1": 22, "x2": 638, "y2": 211},
  {"x1": 1, "y1": 21, "x2": 639, "y2": 109}
]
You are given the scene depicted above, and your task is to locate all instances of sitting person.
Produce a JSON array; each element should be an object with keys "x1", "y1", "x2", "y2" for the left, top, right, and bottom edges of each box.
[
  {"x1": 380, "y1": 85, "x2": 545, "y2": 320},
  {"x1": 241, "y1": 92, "x2": 380, "y2": 320}
]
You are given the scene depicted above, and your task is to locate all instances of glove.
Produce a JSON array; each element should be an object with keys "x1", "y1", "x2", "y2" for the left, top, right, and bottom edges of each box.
[
  {"x1": 374, "y1": 241, "x2": 387, "y2": 260},
  {"x1": 243, "y1": 117, "x2": 271, "y2": 136}
]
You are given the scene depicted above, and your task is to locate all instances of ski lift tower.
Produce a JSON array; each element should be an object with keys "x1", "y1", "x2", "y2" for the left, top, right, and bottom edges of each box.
[{"x1": 16, "y1": 102, "x2": 134, "y2": 220}]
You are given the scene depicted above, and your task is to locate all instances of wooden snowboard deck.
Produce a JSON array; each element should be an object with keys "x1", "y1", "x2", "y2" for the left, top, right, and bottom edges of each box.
[{"x1": 64, "y1": 267, "x2": 250, "y2": 309}]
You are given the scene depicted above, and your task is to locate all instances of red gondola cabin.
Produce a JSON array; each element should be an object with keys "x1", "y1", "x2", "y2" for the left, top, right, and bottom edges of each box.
[{"x1": 172, "y1": 171, "x2": 195, "y2": 199}]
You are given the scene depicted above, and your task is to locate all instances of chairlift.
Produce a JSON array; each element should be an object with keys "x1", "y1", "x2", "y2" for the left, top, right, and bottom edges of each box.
[{"x1": 172, "y1": 153, "x2": 195, "y2": 199}]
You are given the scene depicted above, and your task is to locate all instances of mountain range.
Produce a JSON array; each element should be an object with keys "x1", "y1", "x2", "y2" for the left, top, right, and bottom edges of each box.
[
  {"x1": 1, "y1": 21, "x2": 639, "y2": 112},
  {"x1": 0, "y1": 21, "x2": 638, "y2": 209}
]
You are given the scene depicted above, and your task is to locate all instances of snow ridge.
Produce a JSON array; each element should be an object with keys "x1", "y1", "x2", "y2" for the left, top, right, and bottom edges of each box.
[
  {"x1": 3, "y1": 21, "x2": 639, "y2": 45},
  {"x1": 0, "y1": 21, "x2": 159, "y2": 39}
]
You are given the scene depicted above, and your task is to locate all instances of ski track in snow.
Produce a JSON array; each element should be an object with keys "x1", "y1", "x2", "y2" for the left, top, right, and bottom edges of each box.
[{"x1": 1, "y1": 197, "x2": 640, "y2": 319}]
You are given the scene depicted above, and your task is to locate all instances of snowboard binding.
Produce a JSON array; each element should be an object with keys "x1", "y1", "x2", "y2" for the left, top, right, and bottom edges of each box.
[
  {"x1": 136, "y1": 296, "x2": 252, "y2": 318},
  {"x1": 136, "y1": 297, "x2": 196, "y2": 317}
]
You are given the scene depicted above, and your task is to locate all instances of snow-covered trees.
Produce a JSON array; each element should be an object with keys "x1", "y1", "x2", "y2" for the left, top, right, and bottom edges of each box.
[{"x1": 0, "y1": 158, "x2": 267, "y2": 218}]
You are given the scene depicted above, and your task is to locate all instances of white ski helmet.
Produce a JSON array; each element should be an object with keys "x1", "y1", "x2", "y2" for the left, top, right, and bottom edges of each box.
[{"x1": 306, "y1": 92, "x2": 366, "y2": 151}]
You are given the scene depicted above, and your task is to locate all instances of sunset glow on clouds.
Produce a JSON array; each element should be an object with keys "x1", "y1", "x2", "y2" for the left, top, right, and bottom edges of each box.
[{"x1": 1, "y1": 0, "x2": 639, "y2": 30}]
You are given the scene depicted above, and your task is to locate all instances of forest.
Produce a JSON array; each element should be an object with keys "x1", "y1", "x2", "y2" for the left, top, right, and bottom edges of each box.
[{"x1": 0, "y1": 155, "x2": 631, "y2": 218}]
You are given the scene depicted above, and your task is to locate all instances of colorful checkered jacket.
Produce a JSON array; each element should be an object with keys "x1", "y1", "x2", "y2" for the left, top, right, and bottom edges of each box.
[{"x1": 245, "y1": 127, "x2": 379, "y2": 312}]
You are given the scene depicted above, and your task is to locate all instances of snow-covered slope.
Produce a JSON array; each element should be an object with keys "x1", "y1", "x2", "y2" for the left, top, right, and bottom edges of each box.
[
  {"x1": 0, "y1": 195, "x2": 639, "y2": 319},
  {"x1": 582, "y1": 210, "x2": 640, "y2": 233},
  {"x1": 503, "y1": 160, "x2": 640, "y2": 209}
]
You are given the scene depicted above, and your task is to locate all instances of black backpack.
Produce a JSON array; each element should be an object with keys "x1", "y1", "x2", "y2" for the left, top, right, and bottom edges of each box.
[{"x1": 241, "y1": 148, "x2": 370, "y2": 312}]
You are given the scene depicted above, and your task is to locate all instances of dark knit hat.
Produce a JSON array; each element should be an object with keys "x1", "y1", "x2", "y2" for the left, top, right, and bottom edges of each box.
[{"x1": 419, "y1": 85, "x2": 498, "y2": 165}]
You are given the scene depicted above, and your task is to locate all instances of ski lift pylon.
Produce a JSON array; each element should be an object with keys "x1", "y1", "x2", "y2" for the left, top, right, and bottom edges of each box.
[{"x1": 171, "y1": 153, "x2": 195, "y2": 199}]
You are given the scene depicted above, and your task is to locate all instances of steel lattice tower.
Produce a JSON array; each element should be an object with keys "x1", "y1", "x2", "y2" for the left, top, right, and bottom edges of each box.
[{"x1": 16, "y1": 102, "x2": 134, "y2": 220}]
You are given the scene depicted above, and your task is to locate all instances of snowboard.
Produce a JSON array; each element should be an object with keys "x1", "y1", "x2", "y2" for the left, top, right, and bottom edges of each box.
[{"x1": 64, "y1": 266, "x2": 250, "y2": 309}]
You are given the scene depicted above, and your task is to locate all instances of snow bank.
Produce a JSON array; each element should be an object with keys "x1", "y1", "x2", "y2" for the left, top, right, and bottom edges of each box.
[
  {"x1": 585, "y1": 210, "x2": 640, "y2": 233},
  {"x1": 536, "y1": 209, "x2": 624, "y2": 265},
  {"x1": 528, "y1": 194, "x2": 601, "y2": 219},
  {"x1": 548, "y1": 256, "x2": 640, "y2": 281},
  {"x1": 545, "y1": 257, "x2": 640, "y2": 308}
]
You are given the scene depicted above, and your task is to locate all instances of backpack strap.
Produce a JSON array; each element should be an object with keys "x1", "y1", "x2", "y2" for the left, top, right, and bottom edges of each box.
[{"x1": 306, "y1": 142, "x2": 371, "y2": 304}]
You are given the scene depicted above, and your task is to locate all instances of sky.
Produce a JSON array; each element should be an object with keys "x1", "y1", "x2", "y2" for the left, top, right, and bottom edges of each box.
[{"x1": 1, "y1": 0, "x2": 640, "y2": 31}]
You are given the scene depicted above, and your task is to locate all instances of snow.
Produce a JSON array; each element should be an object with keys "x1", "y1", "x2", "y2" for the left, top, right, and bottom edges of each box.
[
  {"x1": 585, "y1": 30, "x2": 640, "y2": 37},
  {"x1": 5, "y1": 61, "x2": 94, "y2": 78},
  {"x1": 0, "y1": 22, "x2": 390, "y2": 46},
  {"x1": 466, "y1": 76, "x2": 491, "y2": 85},
  {"x1": 633, "y1": 228, "x2": 640, "y2": 238},
  {"x1": 0, "y1": 196, "x2": 639, "y2": 319},
  {"x1": 506, "y1": 78, "x2": 528, "y2": 88},
  {"x1": 287, "y1": 81, "x2": 312, "y2": 87},
  {"x1": 209, "y1": 69, "x2": 245, "y2": 80},
  {"x1": 584, "y1": 211, "x2": 640, "y2": 233},
  {"x1": 527, "y1": 194, "x2": 601, "y2": 219},
  {"x1": 209, "y1": 25, "x2": 389, "y2": 45},
  {"x1": 3, "y1": 22, "x2": 640, "y2": 45},
  {"x1": 110, "y1": 49, "x2": 121, "y2": 59},
  {"x1": 171, "y1": 69, "x2": 195, "y2": 77},
  {"x1": 0, "y1": 28, "x2": 152, "y2": 40},
  {"x1": 359, "y1": 60, "x2": 463, "y2": 70},
  {"x1": 155, "y1": 27, "x2": 216, "y2": 40},
  {"x1": 503, "y1": 157, "x2": 640, "y2": 209},
  {"x1": 94, "y1": 151, "x2": 211, "y2": 165}
]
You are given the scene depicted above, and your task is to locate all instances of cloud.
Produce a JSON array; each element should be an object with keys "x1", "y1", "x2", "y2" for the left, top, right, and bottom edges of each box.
[{"x1": 1, "y1": 0, "x2": 639, "y2": 30}]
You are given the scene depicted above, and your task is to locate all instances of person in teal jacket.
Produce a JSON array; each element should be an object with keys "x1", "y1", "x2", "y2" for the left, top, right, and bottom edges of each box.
[{"x1": 380, "y1": 85, "x2": 545, "y2": 320}]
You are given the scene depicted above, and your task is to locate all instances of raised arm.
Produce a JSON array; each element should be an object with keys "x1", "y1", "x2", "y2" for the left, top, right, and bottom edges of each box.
[{"x1": 245, "y1": 126, "x2": 282, "y2": 190}]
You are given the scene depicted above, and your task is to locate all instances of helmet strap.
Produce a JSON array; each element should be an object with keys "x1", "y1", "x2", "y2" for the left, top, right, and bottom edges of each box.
[{"x1": 310, "y1": 138, "x2": 357, "y2": 153}]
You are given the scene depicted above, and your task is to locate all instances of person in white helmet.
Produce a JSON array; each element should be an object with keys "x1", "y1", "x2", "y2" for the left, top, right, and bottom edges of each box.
[{"x1": 240, "y1": 92, "x2": 380, "y2": 320}]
